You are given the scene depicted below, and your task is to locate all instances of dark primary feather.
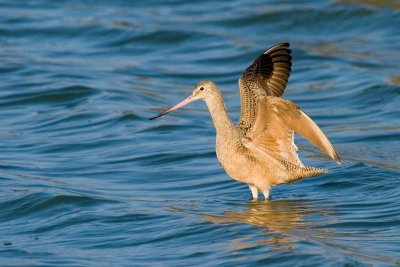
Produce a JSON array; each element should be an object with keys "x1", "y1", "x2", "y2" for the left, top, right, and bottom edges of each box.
[
  {"x1": 238, "y1": 43, "x2": 292, "y2": 131},
  {"x1": 240, "y1": 43, "x2": 292, "y2": 97}
]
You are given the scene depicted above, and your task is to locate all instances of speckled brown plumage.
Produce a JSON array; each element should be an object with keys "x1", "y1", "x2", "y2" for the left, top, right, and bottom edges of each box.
[
  {"x1": 238, "y1": 43, "x2": 292, "y2": 132},
  {"x1": 150, "y1": 43, "x2": 340, "y2": 200}
]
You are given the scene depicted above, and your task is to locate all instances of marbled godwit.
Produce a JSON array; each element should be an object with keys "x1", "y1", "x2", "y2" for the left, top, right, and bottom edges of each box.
[{"x1": 150, "y1": 43, "x2": 340, "y2": 200}]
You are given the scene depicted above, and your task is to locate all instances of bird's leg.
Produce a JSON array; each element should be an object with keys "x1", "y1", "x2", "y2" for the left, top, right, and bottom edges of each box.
[
  {"x1": 262, "y1": 188, "x2": 270, "y2": 201},
  {"x1": 248, "y1": 185, "x2": 258, "y2": 200}
]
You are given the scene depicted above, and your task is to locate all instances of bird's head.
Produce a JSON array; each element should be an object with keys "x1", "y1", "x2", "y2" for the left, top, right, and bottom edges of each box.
[
  {"x1": 149, "y1": 80, "x2": 218, "y2": 120},
  {"x1": 191, "y1": 80, "x2": 219, "y2": 101}
]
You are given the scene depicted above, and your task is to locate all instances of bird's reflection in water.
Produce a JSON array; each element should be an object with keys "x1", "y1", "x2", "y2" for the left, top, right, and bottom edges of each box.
[{"x1": 202, "y1": 199, "x2": 317, "y2": 251}]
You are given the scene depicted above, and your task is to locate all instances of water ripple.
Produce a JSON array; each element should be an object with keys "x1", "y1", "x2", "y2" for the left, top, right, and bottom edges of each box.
[{"x1": 0, "y1": 0, "x2": 399, "y2": 266}]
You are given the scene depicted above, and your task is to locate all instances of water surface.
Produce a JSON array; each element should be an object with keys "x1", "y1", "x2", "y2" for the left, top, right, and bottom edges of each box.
[{"x1": 0, "y1": 0, "x2": 399, "y2": 266}]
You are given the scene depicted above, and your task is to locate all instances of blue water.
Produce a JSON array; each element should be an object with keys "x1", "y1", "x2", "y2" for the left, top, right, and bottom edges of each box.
[{"x1": 1, "y1": 1, "x2": 399, "y2": 266}]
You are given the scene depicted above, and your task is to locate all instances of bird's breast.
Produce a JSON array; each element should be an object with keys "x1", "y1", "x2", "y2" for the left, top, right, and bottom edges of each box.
[{"x1": 216, "y1": 138, "x2": 254, "y2": 184}]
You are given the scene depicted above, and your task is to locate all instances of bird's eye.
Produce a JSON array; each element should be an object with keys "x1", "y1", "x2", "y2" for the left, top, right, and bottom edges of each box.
[{"x1": 200, "y1": 87, "x2": 204, "y2": 91}]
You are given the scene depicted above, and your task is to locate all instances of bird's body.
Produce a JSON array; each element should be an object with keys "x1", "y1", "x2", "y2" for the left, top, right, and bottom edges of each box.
[{"x1": 150, "y1": 43, "x2": 340, "y2": 200}]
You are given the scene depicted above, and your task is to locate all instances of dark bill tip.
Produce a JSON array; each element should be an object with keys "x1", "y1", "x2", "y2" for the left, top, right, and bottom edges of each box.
[
  {"x1": 148, "y1": 95, "x2": 194, "y2": 121},
  {"x1": 149, "y1": 111, "x2": 167, "y2": 120}
]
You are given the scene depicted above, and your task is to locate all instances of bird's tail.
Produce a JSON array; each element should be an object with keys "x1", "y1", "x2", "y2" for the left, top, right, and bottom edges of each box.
[{"x1": 282, "y1": 161, "x2": 327, "y2": 184}]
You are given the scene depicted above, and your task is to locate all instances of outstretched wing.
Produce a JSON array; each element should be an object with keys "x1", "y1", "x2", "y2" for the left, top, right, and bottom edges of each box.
[
  {"x1": 238, "y1": 43, "x2": 292, "y2": 130},
  {"x1": 245, "y1": 96, "x2": 340, "y2": 165}
]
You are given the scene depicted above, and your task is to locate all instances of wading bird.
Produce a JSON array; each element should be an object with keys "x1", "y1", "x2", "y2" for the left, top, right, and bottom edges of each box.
[{"x1": 150, "y1": 43, "x2": 340, "y2": 200}]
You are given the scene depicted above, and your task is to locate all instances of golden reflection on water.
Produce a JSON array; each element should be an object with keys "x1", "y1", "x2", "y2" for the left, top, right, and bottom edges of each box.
[
  {"x1": 389, "y1": 76, "x2": 400, "y2": 84},
  {"x1": 338, "y1": 0, "x2": 400, "y2": 9},
  {"x1": 170, "y1": 199, "x2": 400, "y2": 265},
  {"x1": 201, "y1": 200, "x2": 315, "y2": 251}
]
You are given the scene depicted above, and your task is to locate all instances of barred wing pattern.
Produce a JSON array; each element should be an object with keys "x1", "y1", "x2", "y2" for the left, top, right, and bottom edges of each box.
[{"x1": 238, "y1": 43, "x2": 292, "y2": 131}]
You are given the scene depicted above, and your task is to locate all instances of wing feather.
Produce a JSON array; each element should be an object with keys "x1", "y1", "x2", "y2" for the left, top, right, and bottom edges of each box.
[
  {"x1": 245, "y1": 97, "x2": 340, "y2": 165},
  {"x1": 238, "y1": 43, "x2": 292, "y2": 130},
  {"x1": 289, "y1": 110, "x2": 341, "y2": 164}
]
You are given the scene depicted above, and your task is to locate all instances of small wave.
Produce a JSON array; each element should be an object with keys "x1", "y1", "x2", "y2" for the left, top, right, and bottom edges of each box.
[
  {"x1": 105, "y1": 30, "x2": 195, "y2": 48},
  {"x1": 0, "y1": 85, "x2": 99, "y2": 107},
  {"x1": 0, "y1": 192, "x2": 114, "y2": 222}
]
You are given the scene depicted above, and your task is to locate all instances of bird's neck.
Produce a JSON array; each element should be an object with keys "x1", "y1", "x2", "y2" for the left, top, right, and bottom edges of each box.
[{"x1": 205, "y1": 93, "x2": 238, "y2": 141}]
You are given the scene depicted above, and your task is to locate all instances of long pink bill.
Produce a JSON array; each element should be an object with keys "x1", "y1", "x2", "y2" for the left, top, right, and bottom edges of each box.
[{"x1": 149, "y1": 95, "x2": 195, "y2": 120}]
